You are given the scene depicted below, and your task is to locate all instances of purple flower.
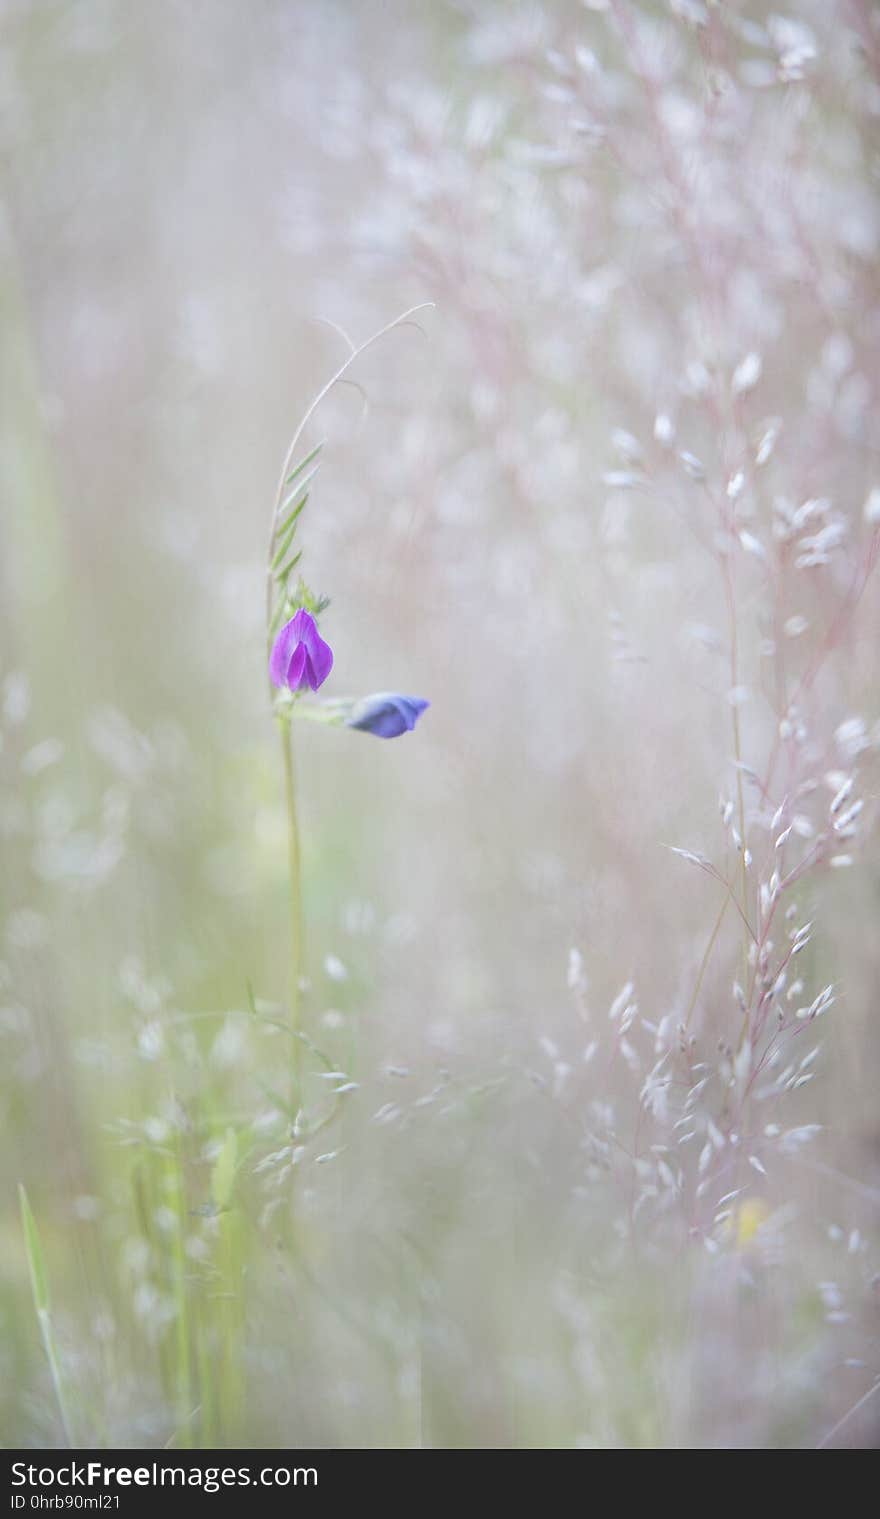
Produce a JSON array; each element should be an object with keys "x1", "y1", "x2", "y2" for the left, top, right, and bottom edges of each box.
[
  {"x1": 346, "y1": 693, "x2": 429, "y2": 738},
  {"x1": 269, "y1": 609, "x2": 333, "y2": 693}
]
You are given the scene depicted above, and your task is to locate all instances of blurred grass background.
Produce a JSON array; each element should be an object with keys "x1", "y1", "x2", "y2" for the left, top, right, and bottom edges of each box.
[{"x1": 1, "y1": 0, "x2": 878, "y2": 1448}]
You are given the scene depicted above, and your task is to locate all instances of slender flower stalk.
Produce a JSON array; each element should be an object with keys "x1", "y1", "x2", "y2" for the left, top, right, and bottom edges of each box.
[{"x1": 279, "y1": 714, "x2": 303, "y2": 1095}]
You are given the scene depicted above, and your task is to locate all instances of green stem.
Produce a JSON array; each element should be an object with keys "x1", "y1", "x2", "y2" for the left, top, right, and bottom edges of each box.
[
  {"x1": 280, "y1": 715, "x2": 303, "y2": 1099},
  {"x1": 169, "y1": 1153, "x2": 193, "y2": 1449}
]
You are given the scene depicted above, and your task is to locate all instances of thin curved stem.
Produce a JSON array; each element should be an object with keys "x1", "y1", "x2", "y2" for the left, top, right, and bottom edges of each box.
[
  {"x1": 817, "y1": 1378, "x2": 880, "y2": 1449},
  {"x1": 265, "y1": 301, "x2": 434, "y2": 637}
]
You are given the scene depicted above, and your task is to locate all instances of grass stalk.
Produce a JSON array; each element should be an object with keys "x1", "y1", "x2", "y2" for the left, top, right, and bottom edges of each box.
[{"x1": 19, "y1": 1184, "x2": 75, "y2": 1448}]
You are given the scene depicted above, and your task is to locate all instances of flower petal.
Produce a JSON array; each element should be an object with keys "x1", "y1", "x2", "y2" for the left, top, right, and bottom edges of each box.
[
  {"x1": 269, "y1": 618, "x2": 300, "y2": 688},
  {"x1": 294, "y1": 611, "x2": 334, "y2": 690},
  {"x1": 269, "y1": 609, "x2": 334, "y2": 693},
  {"x1": 290, "y1": 608, "x2": 316, "y2": 642},
  {"x1": 285, "y1": 642, "x2": 308, "y2": 692}
]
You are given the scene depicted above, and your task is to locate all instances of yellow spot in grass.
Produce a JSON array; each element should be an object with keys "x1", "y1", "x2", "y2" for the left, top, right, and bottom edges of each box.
[{"x1": 734, "y1": 1197, "x2": 769, "y2": 1248}]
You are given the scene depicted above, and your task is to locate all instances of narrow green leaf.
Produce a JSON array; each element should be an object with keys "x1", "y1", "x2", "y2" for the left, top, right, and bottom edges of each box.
[
  {"x1": 270, "y1": 516, "x2": 300, "y2": 573},
  {"x1": 284, "y1": 442, "x2": 323, "y2": 488},
  {"x1": 275, "y1": 549, "x2": 303, "y2": 584},
  {"x1": 278, "y1": 464, "x2": 319, "y2": 518},
  {"x1": 276, "y1": 488, "x2": 310, "y2": 541},
  {"x1": 19, "y1": 1183, "x2": 75, "y2": 1444},
  {"x1": 19, "y1": 1183, "x2": 49, "y2": 1314}
]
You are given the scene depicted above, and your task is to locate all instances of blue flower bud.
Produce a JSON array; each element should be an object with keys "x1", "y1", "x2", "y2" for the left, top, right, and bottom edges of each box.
[{"x1": 346, "y1": 693, "x2": 429, "y2": 739}]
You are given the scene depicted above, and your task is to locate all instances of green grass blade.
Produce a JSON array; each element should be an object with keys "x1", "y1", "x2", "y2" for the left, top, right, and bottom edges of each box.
[
  {"x1": 270, "y1": 513, "x2": 302, "y2": 573},
  {"x1": 19, "y1": 1182, "x2": 49, "y2": 1314},
  {"x1": 283, "y1": 441, "x2": 323, "y2": 487},
  {"x1": 277, "y1": 472, "x2": 316, "y2": 525},
  {"x1": 19, "y1": 1184, "x2": 75, "y2": 1446},
  {"x1": 274, "y1": 549, "x2": 303, "y2": 585},
  {"x1": 275, "y1": 492, "x2": 310, "y2": 548}
]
